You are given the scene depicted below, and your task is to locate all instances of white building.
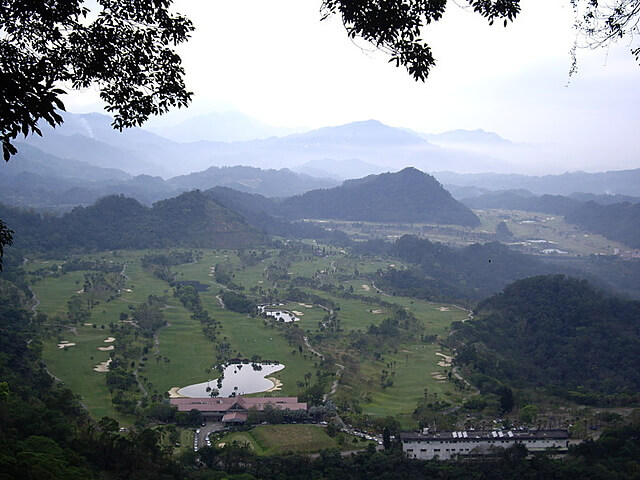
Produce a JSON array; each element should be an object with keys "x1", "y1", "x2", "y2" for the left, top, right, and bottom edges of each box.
[{"x1": 401, "y1": 429, "x2": 570, "y2": 460}]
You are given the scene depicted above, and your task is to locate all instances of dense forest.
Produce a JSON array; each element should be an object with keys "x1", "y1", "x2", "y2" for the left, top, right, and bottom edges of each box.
[
  {"x1": 452, "y1": 275, "x2": 640, "y2": 404},
  {"x1": 205, "y1": 187, "x2": 351, "y2": 245},
  {"x1": 278, "y1": 168, "x2": 480, "y2": 226},
  {"x1": 364, "y1": 235, "x2": 559, "y2": 301},
  {"x1": 0, "y1": 191, "x2": 264, "y2": 253},
  {"x1": 564, "y1": 202, "x2": 640, "y2": 249}
]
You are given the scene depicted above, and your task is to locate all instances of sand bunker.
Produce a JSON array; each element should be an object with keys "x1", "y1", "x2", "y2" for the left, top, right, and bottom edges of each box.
[
  {"x1": 298, "y1": 303, "x2": 313, "y2": 308},
  {"x1": 436, "y1": 352, "x2": 453, "y2": 367},
  {"x1": 98, "y1": 345, "x2": 114, "y2": 351},
  {"x1": 292, "y1": 310, "x2": 304, "y2": 316},
  {"x1": 103, "y1": 337, "x2": 115, "y2": 343},
  {"x1": 437, "y1": 307, "x2": 450, "y2": 312},
  {"x1": 93, "y1": 359, "x2": 111, "y2": 372},
  {"x1": 76, "y1": 289, "x2": 84, "y2": 294},
  {"x1": 432, "y1": 373, "x2": 447, "y2": 380},
  {"x1": 168, "y1": 387, "x2": 187, "y2": 398},
  {"x1": 361, "y1": 284, "x2": 371, "y2": 291},
  {"x1": 57, "y1": 341, "x2": 76, "y2": 349},
  {"x1": 83, "y1": 323, "x2": 93, "y2": 326},
  {"x1": 266, "y1": 377, "x2": 283, "y2": 392},
  {"x1": 124, "y1": 288, "x2": 133, "y2": 292},
  {"x1": 370, "y1": 309, "x2": 382, "y2": 314}
]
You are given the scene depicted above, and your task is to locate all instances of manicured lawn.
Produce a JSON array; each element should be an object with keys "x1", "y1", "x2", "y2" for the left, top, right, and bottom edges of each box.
[
  {"x1": 198, "y1": 296, "x2": 319, "y2": 397},
  {"x1": 141, "y1": 304, "x2": 218, "y2": 394},
  {"x1": 298, "y1": 287, "x2": 395, "y2": 332},
  {"x1": 218, "y1": 431, "x2": 264, "y2": 454},
  {"x1": 32, "y1": 247, "x2": 472, "y2": 430},
  {"x1": 219, "y1": 425, "x2": 341, "y2": 455},
  {"x1": 30, "y1": 270, "x2": 92, "y2": 317},
  {"x1": 363, "y1": 343, "x2": 461, "y2": 425},
  {"x1": 42, "y1": 325, "x2": 132, "y2": 424}
]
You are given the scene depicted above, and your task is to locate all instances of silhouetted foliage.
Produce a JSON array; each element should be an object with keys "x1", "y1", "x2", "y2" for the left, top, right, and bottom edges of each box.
[{"x1": 1, "y1": 0, "x2": 192, "y2": 160}]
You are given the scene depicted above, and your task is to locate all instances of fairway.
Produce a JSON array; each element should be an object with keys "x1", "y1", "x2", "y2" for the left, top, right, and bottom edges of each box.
[
  {"x1": 32, "y1": 246, "x2": 471, "y2": 428},
  {"x1": 42, "y1": 325, "x2": 132, "y2": 423},
  {"x1": 219, "y1": 424, "x2": 343, "y2": 455}
]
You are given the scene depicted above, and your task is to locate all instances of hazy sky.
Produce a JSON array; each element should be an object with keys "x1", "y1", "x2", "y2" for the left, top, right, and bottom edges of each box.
[{"x1": 66, "y1": 0, "x2": 640, "y2": 173}]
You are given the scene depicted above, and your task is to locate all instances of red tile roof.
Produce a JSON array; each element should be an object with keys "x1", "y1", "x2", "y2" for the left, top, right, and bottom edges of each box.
[
  {"x1": 222, "y1": 412, "x2": 248, "y2": 422},
  {"x1": 170, "y1": 396, "x2": 307, "y2": 413}
]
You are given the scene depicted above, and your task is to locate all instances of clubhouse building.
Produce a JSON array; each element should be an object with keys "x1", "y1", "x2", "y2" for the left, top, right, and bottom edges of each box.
[{"x1": 170, "y1": 396, "x2": 307, "y2": 424}]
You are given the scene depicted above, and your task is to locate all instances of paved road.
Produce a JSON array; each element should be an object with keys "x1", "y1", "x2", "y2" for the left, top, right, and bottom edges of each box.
[{"x1": 194, "y1": 422, "x2": 226, "y2": 450}]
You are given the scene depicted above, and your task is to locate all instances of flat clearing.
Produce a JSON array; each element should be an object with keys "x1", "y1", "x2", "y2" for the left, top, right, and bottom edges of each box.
[{"x1": 220, "y1": 425, "x2": 343, "y2": 455}]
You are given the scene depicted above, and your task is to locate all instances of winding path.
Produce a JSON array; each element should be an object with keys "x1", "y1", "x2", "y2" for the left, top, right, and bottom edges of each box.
[
  {"x1": 216, "y1": 294, "x2": 225, "y2": 309},
  {"x1": 303, "y1": 335, "x2": 346, "y2": 422},
  {"x1": 28, "y1": 286, "x2": 40, "y2": 317}
]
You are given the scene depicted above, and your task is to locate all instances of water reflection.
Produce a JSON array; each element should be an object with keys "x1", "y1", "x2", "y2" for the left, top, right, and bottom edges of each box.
[{"x1": 178, "y1": 362, "x2": 285, "y2": 398}]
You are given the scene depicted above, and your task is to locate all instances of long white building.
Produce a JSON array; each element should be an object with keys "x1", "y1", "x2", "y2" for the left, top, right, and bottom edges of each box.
[{"x1": 401, "y1": 429, "x2": 570, "y2": 460}]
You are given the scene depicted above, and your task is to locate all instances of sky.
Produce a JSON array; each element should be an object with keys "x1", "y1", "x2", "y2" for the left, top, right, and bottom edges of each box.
[{"x1": 65, "y1": 0, "x2": 640, "y2": 174}]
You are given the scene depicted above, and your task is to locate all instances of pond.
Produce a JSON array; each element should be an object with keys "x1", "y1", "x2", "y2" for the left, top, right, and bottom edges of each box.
[
  {"x1": 258, "y1": 305, "x2": 300, "y2": 323},
  {"x1": 178, "y1": 362, "x2": 285, "y2": 398}
]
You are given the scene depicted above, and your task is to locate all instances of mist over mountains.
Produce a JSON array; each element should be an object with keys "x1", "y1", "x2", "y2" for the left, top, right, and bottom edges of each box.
[
  {"x1": 17, "y1": 112, "x2": 547, "y2": 178},
  {"x1": 4, "y1": 110, "x2": 640, "y2": 215}
]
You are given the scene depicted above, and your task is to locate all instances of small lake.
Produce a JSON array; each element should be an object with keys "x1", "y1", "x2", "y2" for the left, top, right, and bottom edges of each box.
[
  {"x1": 258, "y1": 305, "x2": 300, "y2": 323},
  {"x1": 178, "y1": 362, "x2": 285, "y2": 398}
]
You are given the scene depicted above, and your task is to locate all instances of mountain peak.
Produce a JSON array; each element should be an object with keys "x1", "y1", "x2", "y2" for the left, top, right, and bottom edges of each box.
[{"x1": 280, "y1": 168, "x2": 479, "y2": 226}]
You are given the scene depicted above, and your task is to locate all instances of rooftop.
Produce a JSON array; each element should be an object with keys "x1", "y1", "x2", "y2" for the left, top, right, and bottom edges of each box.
[
  {"x1": 401, "y1": 429, "x2": 569, "y2": 441},
  {"x1": 170, "y1": 396, "x2": 307, "y2": 413}
]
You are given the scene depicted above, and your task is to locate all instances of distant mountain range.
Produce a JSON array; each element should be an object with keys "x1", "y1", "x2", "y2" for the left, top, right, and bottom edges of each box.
[
  {"x1": 16, "y1": 112, "x2": 533, "y2": 177},
  {"x1": 437, "y1": 169, "x2": 640, "y2": 197},
  {"x1": 13, "y1": 111, "x2": 637, "y2": 188},
  {"x1": 0, "y1": 167, "x2": 481, "y2": 256},
  {"x1": 147, "y1": 111, "x2": 303, "y2": 143},
  {"x1": 0, "y1": 145, "x2": 339, "y2": 211}
]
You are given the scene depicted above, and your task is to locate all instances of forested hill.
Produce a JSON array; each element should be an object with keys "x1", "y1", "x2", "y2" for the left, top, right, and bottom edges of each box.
[
  {"x1": 453, "y1": 275, "x2": 640, "y2": 402},
  {"x1": 278, "y1": 167, "x2": 480, "y2": 226},
  {"x1": 368, "y1": 235, "x2": 558, "y2": 301},
  {"x1": 204, "y1": 187, "x2": 351, "y2": 245},
  {"x1": 564, "y1": 201, "x2": 640, "y2": 248},
  {"x1": 0, "y1": 191, "x2": 264, "y2": 252}
]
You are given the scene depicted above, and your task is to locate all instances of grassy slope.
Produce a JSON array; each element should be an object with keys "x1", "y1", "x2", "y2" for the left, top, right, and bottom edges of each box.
[
  {"x1": 34, "y1": 248, "x2": 467, "y2": 428},
  {"x1": 219, "y1": 425, "x2": 346, "y2": 455},
  {"x1": 41, "y1": 325, "x2": 126, "y2": 422},
  {"x1": 166, "y1": 252, "x2": 320, "y2": 397}
]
